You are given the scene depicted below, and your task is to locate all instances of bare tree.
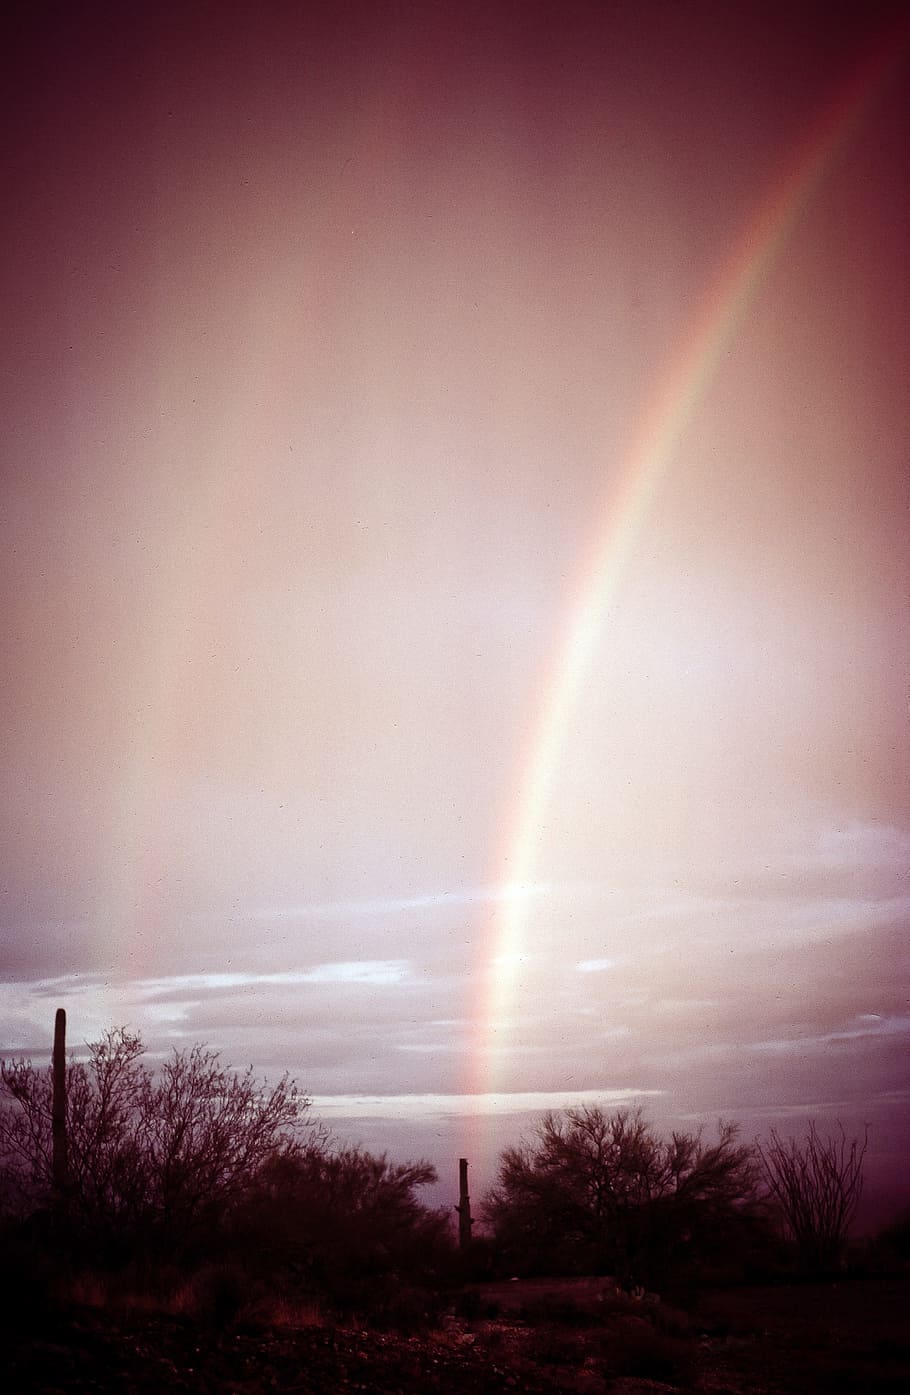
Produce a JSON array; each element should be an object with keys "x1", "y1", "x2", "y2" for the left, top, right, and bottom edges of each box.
[
  {"x1": 1, "y1": 1027, "x2": 311, "y2": 1259},
  {"x1": 755, "y1": 1122, "x2": 868, "y2": 1273},
  {"x1": 143, "y1": 1042, "x2": 309, "y2": 1250}
]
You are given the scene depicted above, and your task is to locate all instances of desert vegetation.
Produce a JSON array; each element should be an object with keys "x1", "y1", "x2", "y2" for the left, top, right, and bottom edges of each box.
[
  {"x1": 483, "y1": 1105, "x2": 769, "y2": 1289},
  {"x1": 0, "y1": 1022, "x2": 451, "y2": 1326},
  {"x1": 1, "y1": 1020, "x2": 907, "y2": 1394},
  {"x1": 755, "y1": 1121, "x2": 868, "y2": 1275}
]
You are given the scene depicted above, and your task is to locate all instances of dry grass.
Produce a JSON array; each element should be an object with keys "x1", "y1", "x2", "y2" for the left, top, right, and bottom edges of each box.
[
  {"x1": 53, "y1": 1262, "x2": 325, "y2": 1330},
  {"x1": 249, "y1": 1294, "x2": 325, "y2": 1328}
]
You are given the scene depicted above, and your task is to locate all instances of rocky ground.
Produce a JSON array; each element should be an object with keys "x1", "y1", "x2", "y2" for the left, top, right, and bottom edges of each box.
[{"x1": 3, "y1": 1277, "x2": 908, "y2": 1394}]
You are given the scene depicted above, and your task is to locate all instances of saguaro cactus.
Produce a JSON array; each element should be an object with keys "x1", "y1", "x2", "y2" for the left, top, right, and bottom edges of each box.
[
  {"x1": 52, "y1": 1007, "x2": 69, "y2": 1208},
  {"x1": 457, "y1": 1157, "x2": 473, "y2": 1250}
]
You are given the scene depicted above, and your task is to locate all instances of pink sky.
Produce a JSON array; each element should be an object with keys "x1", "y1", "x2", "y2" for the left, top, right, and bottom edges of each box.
[{"x1": 1, "y1": 1, "x2": 908, "y2": 1223}]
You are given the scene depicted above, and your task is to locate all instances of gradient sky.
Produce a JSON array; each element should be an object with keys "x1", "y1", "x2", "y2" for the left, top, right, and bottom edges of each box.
[{"x1": 2, "y1": 0, "x2": 908, "y2": 1225}]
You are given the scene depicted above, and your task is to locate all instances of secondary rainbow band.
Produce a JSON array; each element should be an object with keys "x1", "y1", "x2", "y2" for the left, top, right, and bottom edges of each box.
[
  {"x1": 95, "y1": 90, "x2": 401, "y2": 991},
  {"x1": 470, "y1": 19, "x2": 909, "y2": 1105}
]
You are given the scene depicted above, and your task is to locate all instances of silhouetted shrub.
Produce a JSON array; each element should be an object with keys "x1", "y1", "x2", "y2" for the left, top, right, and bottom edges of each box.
[
  {"x1": 0, "y1": 1028, "x2": 312, "y2": 1267},
  {"x1": 230, "y1": 1141, "x2": 456, "y2": 1322},
  {"x1": 484, "y1": 1106, "x2": 766, "y2": 1288},
  {"x1": 756, "y1": 1123, "x2": 868, "y2": 1275}
]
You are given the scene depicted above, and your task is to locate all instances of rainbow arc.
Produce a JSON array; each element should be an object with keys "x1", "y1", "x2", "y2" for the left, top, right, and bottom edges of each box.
[{"x1": 470, "y1": 18, "x2": 909, "y2": 1110}]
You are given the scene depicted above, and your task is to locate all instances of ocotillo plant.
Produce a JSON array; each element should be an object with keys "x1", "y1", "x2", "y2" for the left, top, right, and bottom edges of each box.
[{"x1": 52, "y1": 1007, "x2": 69, "y2": 1210}]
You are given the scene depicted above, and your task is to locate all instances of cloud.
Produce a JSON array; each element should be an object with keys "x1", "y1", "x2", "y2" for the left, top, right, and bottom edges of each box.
[
  {"x1": 1, "y1": 812, "x2": 906, "y2": 1155},
  {"x1": 312, "y1": 1088, "x2": 662, "y2": 1120},
  {"x1": 253, "y1": 882, "x2": 553, "y2": 924},
  {"x1": 128, "y1": 961, "x2": 415, "y2": 994}
]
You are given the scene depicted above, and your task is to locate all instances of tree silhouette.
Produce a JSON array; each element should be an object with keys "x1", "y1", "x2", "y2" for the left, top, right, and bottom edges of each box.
[
  {"x1": 231, "y1": 1142, "x2": 452, "y2": 1317},
  {"x1": 0, "y1": 1028, "x2": 309, "y2": 1261},
  {"x1": 755, "y1": 1122, "x2": 867, "y2": 1274},
  {"x1": 484, "y1": 1107, "x2": 763, "y2": 1286}
]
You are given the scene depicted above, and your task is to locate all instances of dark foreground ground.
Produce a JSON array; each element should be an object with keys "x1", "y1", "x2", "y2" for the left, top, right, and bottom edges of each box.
[{"x1": 4, "y1": 1276, "x2": 908, "y2": 1394}]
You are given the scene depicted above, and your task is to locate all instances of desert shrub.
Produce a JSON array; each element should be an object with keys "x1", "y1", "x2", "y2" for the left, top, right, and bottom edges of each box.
[
  {"x1": 600, "y1": 1315, "x2": 695, "y2": 1385},
  {"x1": 452, "y1": 1287, "x2": 502, "y2": 1320},
  {"x1": 756, "y1": 1123, "x2": 868, "y2": 1275},
  {"x1": 0, "y1": 1024, "x2": 467, "y2": 1327},
  {"x1": 519, "y1": 1293, "x2": 605, "y2": 1327},
  {"x1": 522, "y1": 1324, "x2": 589, "y2": 1366},
  {"x1": 178, "y1": 1261, "x2": 252, "y2": 1328},
  {"x1": 348, "y1": 1275, "x2": 448, "y2": 1333},
  {"x1": 484, "y1": 1107, "x2": 764, "y2": 1287},
  {"x1": 230, "y1": 1141, "x2": 456, "y2": 1322}
]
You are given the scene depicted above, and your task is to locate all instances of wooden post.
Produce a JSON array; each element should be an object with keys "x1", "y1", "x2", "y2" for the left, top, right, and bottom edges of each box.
[
  {"x1": 457, "y1": 1157, "x2": 473, "y2": 1251},
  {"x1": 52, "y1": 1008, "x2": 68, "y2": 1210}
]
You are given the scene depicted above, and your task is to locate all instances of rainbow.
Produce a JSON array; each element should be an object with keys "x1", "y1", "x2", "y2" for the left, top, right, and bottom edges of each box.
[
  {"x1": 96, "y1": 278, "x2": 305, "y2": 992},
  {"x1": 93, "y1": 60, "x2": 414, "y2": 994},
  {"x1": 469, "y1": 19, "x2": 909, "y2": 1107}
]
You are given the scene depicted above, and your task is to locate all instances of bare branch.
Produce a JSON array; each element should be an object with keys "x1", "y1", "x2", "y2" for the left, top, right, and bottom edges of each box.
[{"x1": 755, "y1": 1122, "x2": 868, "y2": 1273}]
